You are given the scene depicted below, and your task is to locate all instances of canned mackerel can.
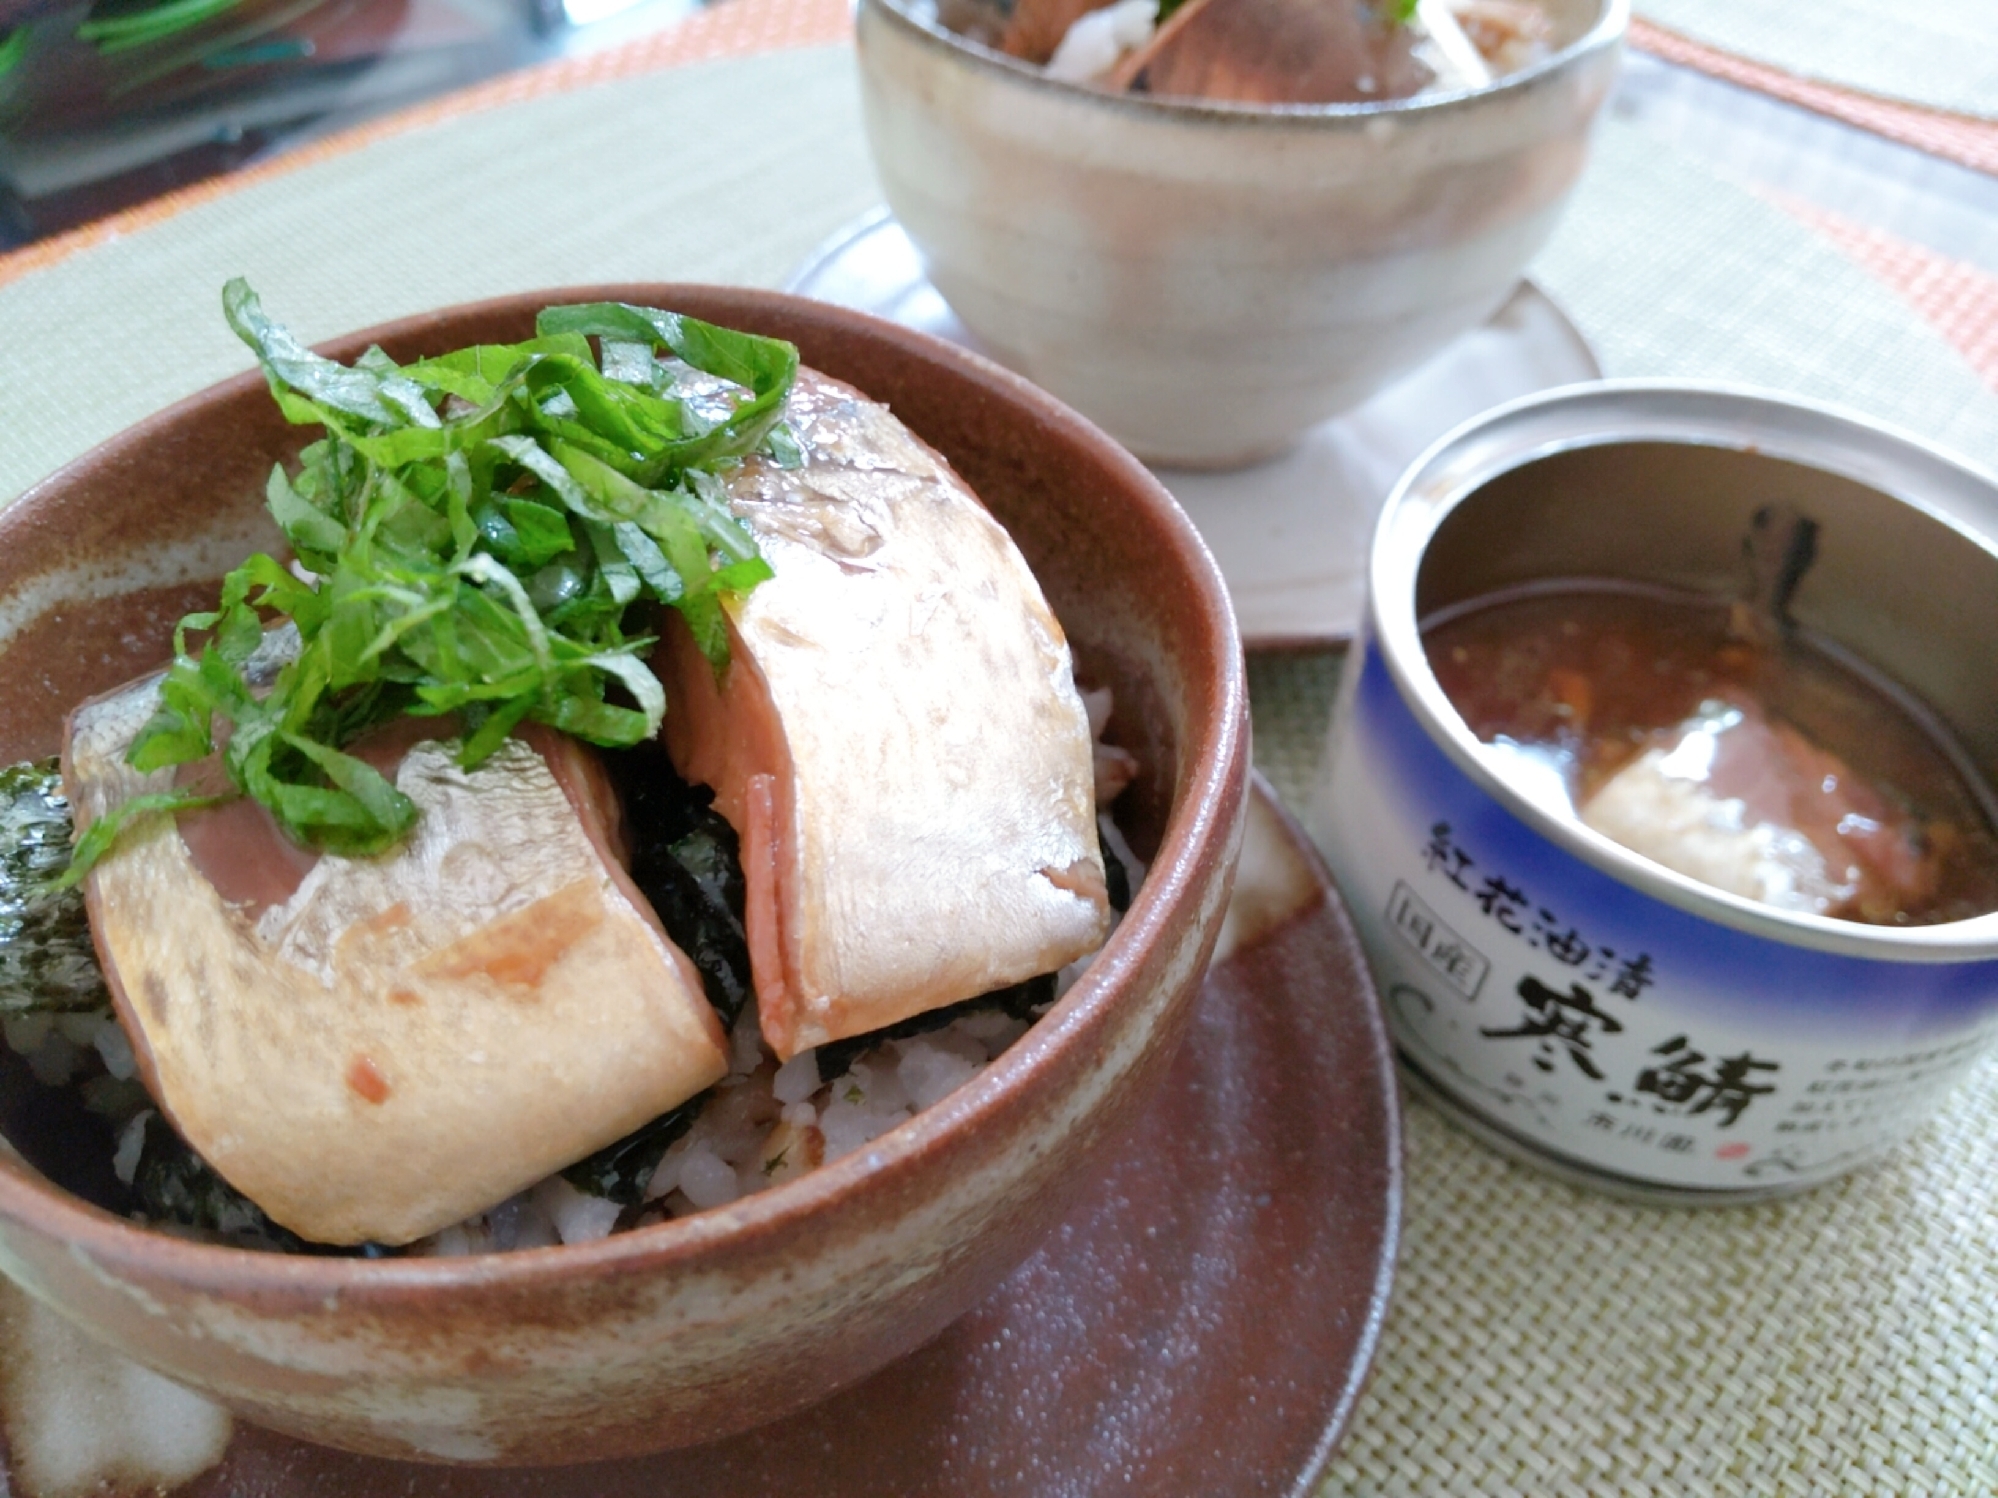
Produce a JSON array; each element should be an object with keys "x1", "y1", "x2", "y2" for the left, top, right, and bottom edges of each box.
[{"x1": 1309, "y1": 383, "x2": 1998, "y2": 1199}]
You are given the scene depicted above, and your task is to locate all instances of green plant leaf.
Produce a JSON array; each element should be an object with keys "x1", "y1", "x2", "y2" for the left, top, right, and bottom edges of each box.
[{"x1": 71, "y1": 279, "x2": 796, "y2": 880}]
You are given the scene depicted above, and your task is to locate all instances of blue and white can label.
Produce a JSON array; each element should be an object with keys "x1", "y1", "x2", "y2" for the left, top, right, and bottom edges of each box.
[{"x1": 1312, "y1": 632, "x2": 1998, "y2": 1193}]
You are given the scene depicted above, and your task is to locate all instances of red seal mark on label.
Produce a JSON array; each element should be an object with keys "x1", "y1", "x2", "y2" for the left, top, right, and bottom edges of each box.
[{"x1": 1714, "y1": 1141, "x2": 1751, "y2": 1161}]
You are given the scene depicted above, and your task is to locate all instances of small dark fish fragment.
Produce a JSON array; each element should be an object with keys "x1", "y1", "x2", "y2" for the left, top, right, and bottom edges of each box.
[{"x1": 1728, "y1": 501, "x2": 1820, "y2": 650}]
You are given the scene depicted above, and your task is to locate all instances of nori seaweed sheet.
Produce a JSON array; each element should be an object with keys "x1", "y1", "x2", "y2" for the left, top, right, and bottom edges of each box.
[
  {"x1": 602, "y1": 740, "x2": 754, "y2": 1029},
  {"x1": 0, "y1": 760, "x2": 110, "y2": 1015},
  {"x1": 813, "y1": 973, "x2": 1057, "y2": 1089}
]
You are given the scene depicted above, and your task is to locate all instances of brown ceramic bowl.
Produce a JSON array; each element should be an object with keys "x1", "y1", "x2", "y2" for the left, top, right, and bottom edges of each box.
[{"x1": 0, "y1": 286, "x2": 1249, "y2": 1465}]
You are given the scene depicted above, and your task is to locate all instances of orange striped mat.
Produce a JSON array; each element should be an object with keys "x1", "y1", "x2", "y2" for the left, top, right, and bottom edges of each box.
[
  {"x1": 3, "y1": 0, "x2": 1992, "y2": 396},
  {"x1": 1630, "y1": 17, "x2": 1998, "y2": 179},
  {"x1": 1790, "y1": 202, "x2": 1998, "y2": 390}
]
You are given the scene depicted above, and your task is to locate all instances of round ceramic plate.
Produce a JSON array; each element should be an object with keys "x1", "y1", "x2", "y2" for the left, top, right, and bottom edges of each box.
[
  {"x1": 0, "y1": 779, "x2": 1400, "y2": 1498},
  {"x1": 787, "y1": 209, "x2": 1604, "y2": 646}
]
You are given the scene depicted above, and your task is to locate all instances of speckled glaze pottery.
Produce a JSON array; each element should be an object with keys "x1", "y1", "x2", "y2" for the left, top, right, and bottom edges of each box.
[
  {"x1": 0, "y1": 287, "x2": 1251, "y2": 1466},
  {"x1": 855, "y1": 0, "x2": 1626, "y2": 468},
  {"x1": 0, "y1": 776, "x2": 1404, "y2": 1496}
]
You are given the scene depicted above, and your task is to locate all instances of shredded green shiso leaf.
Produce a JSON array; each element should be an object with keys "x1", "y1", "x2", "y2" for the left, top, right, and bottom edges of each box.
[{"x1": 67, "y1": 279, "x2": 796, "y2": 882}]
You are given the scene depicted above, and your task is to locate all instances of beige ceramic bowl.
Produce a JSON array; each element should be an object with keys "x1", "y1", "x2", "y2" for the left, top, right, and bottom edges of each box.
[
  {"x1": 856, "y1": 0, "x2": 1626, "y2": 468},
  {"x1": 0, "y1": 287, "x2": 1249, "y2": 1465}
]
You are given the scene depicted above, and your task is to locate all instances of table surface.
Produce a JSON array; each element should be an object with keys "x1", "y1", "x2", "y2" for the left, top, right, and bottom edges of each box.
[{"x1": 2, "y1": 1, "x2": 1997, "y2": 1492}]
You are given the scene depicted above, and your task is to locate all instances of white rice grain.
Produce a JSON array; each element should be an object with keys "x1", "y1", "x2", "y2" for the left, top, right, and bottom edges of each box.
[
  {"x1": 54, "y1": 1013, "x2": 102, "y2": 1046},
  {"x1": 676, "y1": 1145, "x2": 740, "y2": 1209},
  {"x1": 428, "y1": 1224, "x2": 476, "y2": 1257},
  {"x1": 2, "y1": 1014, "x2": 51, "y2": 1056},
  {"x1": 486, "y1": 1194, "x2": 558, "y2": 1252},
  {"x1": 644, "y1": 1139, "x2": 689, "y2": 1202},
  {"x1": 535, "y1": 1178, "x2": 622, "y2": 1245},
  {"x1": 819, "y1": 1099, "x2": 907, "y2": 1163},
  {"x1": 840, "y1": 1058, "x2": 907, "y2": 1113},
  {"x1": 897, "y1": 1042, "x2": 980, "y2": 1111},
  {"x1": 1080, "y1": 687, "x2": 1115, "y2": 740},
  {"x1": 1046, "y1": 0, "x2": 1157, "y2": 82},
  {"x1": 729, "y1": 1008, "x2": 765, "y2": 1077},
  {"x1": 772, "y1": 1052, "x2": 820, "y2": 1106},
  {"x1": 24, "y1": 1033, "x2": 80, "y2": 1088},
  {"x1": 92, "y1": 1019, "x2": 137, "y2": 1081},
  {"x1": 111, "y1": 1112, "x2": 151, "y2": 1187},
  {"x1": 955, "y1": 1010, "x2": 1022, "y2": 1043}
]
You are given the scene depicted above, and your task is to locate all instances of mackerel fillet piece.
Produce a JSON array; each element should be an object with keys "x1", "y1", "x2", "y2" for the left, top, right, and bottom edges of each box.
[
  {"x1": 658, "y1": 369, "x2": 1112, "y2": 1060},
  {"x1": 63, "y1": 683, "x2": 728, "y2": 1247}
]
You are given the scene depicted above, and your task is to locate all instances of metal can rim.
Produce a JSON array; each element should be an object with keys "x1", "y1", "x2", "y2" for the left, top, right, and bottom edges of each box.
[{"x1": 1365, "y1": 378, "x2": 1998, "y2": 963}]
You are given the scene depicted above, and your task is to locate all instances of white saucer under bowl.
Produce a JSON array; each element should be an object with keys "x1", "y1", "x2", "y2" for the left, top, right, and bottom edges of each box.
[{"x1": 787, "y1": 209, "x2": 1603, "y2": 645}]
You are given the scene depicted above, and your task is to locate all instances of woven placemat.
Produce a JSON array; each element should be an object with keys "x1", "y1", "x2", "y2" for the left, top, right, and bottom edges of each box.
[
  {"x1": 0, "y1": 45, "x2": 882, "y2": 507},
  {"x1": 1780, "y1": 201, "x2": 1998, "y2": 390},
  {"x1": 1247, "y1": 649, "x2": 1998, "y2": 1498},
  {"x1": 4, "y1": 9, "x2": 1998, "y2": 1493},
  {"x1": 1633, "y1": 0, "x2": 1998, "y2": 125},
  {"x1": 1528, "y1": 121, "x2": 1998, "y2": 460}
]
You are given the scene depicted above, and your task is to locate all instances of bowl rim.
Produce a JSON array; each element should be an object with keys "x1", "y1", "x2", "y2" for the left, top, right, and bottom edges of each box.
[
  {"x1": 859, "y1": 0, "x2": 1631, "y2": 123},
  {"x1": 0, "y1": 282, "x2": 1249, "y2": 1301}
]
